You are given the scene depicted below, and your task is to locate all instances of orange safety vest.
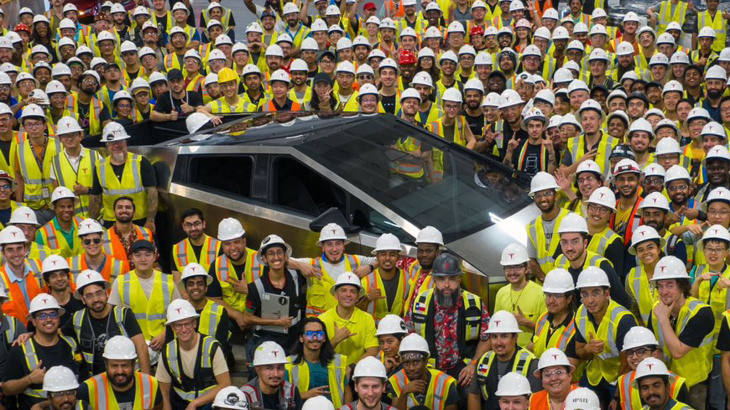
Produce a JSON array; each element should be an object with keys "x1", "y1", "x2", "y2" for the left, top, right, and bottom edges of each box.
[
  {"x1": 0, "y1": 264, "x2": 44, "y2": 324},
  {"x1": 261, "y1": 99, "x2": 302, "y2": 112},
  {"x1": 102, "y1": 226, "x2": 153, "y2": 262},
  {"x1": 68, "y1": 253, "x2": 130, "y2": 285},
  {"x1": 530, "y1": 385, "x2": 579, "y2": 410}
]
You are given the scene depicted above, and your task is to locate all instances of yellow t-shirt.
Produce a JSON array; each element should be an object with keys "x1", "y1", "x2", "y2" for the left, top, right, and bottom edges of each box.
[
  {"x1": 493, "y1": 280, "x2": 547, "y2": 347},
  {"x1": 614, "y1": 204, "x2": 633, "y2": 238},
  {"x1": 320, "y1": 307, "x2": 379, "y2": 366}
]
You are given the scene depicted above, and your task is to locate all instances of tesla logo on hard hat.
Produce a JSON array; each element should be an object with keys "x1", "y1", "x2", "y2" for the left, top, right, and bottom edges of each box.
[
  {"x1": 647, "y1": 364, "x2": 653, "y2": 371},
  {"x1": 25, "y1": 213, "x2": 30, "y2": 218},
  {"x1": 509, "y1": 253, "x2": 514, "y2": 259},
  {"x1": 599, "y1": 193, "x2": 605, "y2": 199},
  {"x1": 494, "y1": 320, "x2": 501, "y2": 327},
  {"x1": 552, "y1": 354, "x2": 558, "y2": 360},
  {"x1": 272, "y1": 350, "x2": 278, "y2": 357},
  {"x1": 660, "y1": 266, "x2": 666, "y2": 272},
  {"x1": 176, "y1": 308, "x2": 182, "y2": 314}
]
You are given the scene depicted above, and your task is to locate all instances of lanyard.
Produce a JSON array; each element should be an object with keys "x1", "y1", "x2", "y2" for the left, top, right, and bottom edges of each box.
[{"x1": 28, "y1": 138, "x2": 48, "y2": 172}]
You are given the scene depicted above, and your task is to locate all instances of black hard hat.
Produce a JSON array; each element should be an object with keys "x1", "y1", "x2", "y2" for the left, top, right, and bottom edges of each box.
[{"x1": 431, "y1": 253, "x2": 462, "y2": 277}]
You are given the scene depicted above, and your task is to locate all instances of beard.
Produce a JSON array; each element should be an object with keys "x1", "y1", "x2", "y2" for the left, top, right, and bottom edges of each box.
[
  {"x1": 435, "y1": 288, "x2": 458, "y2": 308},
  {"x1": 708, "y1": 89, "x2": 723, "y2": 100}
]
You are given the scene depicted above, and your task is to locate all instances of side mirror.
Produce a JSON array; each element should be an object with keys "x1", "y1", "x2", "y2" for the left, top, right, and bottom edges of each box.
[{"x1": 309, "y1": 207, "x2": 361, "y2": 234}]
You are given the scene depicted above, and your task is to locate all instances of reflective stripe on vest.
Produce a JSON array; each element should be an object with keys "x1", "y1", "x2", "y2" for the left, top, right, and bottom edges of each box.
[
  {"x1": 389, "y1": 368, "x2": 455, "y2": 410},
  {"x1": 165, "y1": 336, "x2": 218, "y2": 401},
  {"x1": 287, "y1": 353, "x2": 347, "y2": 408},
  {"x1": 475, "y1": 348, "x2": 534, "y2": 401},
  {"x1": 306, "y1": 254, "x2": 360, "y2": 317},
  {"x1": 252, "y1": 269, "x2": 301, "y2": 331},
  {"x1": 527, "y1": 208, "x2": 571, "y2": 272},
  {"x1": 532, "y1": 311, "x2": 576, "y2": 357},
  {"x1": 22, "y1": 336, "x2": 77, "y2": 398},
  {"x1": 73, "y1": 306, "x2": 128, "y2": 366},
  {"x1": 119, "y1": 271, "x2": 173, "y2": 340},
  {"x1": 576, "y1": 300, "x2": 632, "y2": 385},
  {"x1": 412, "y1": 288, "x2": 481, "y2": 341}
]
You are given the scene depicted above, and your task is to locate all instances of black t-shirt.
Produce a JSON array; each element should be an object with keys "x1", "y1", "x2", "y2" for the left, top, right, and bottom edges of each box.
[
  {"x1": 567, "y1": 312, "x2": 636, "y2": 360},
  {"x1": 153, "y1": 90, "x2": 204, "y2": 117},
  {"x1": 77, "y1": 102, "x2": 112, "y2": 134},
  {"x1": 0, "y1": 139, "x2": 11, "y2": 165},
  {"x1": 381, "y1": 94, "x2": 397, "y2": 114},
  {"x1": 563, "y1": 259, "x2": 632, "y2": 310},
  {"x1": 647, "y1": 303, "x2": 715, "y2": 348},
  {"x1": 78, "y1": 376, "x2": 163, "y2": 409},
  {"x1": 245, "y1": 268, "x2": 307, "y2": 346},
  {"x1": 716, "y1": 314, "x2": 730, "y2": 352},
  {"x1": 62, "y1": 308, "x2": 143, "y2": 376},
  {"x1": 206, "y1": 258, "x2": 247, "y2": 298},
  {"x1": 500, "y1": 126, "x2": 528, "y2": 160},
  {"x1": 464, "y1": 111, "x2": 485, "y2": 137},
  {"x1": 0, "y1": 317, "x2": 26, "y2": 379},
  {"x1": 511, "y1": 141, "x2": 544, "y2": 177},
  {"x1": 89, "y1": 156, "x2": 157, "y2": 196},
  {"x1": 4, "y1": 338, "x2": 82, "y2": 408}
]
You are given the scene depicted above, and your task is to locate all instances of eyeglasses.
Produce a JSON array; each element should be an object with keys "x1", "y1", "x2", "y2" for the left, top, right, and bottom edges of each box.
[
  {"x1": 644, "y1": 177, "x2": 664, "y2": 186},
  {"x1": 82, "y1": 78, "x2": 98, "y2": 85},
  {"x1": 183, "y1": 221, "x2": 203, "y2": 229},
  {"x1": 504, "y1": 264, "x2": 526, "y2": 273},
  {"x1": 172, "y1": 321, "x2": 196, "y2": 331},
  {"x1": 0, "y1": 184, "x2": 11, "y2": 190},
  {"x1": 544, "y1": 293, "x2": 567, "y2": 300},
  {"x1": 577, "y1": 175, "x2": 598, "y2": 184},
  {"x1": 533, "y1": 191, "x2": 555, "y2": 199},
  {"x1": 83, "y1": 289, "x2": 106, "y2": 301},
  {"x1": 542, "y1": 369, "x2": 568, "y2": 378},
  {"x1": 304, "y1": 330, "x2": 324, "y2": 339},
  {"x1": 116, "y1": 103, "x2": 132, "y2": 109},
  {"x1": 705, "y1": 246, "x2": 727, "y2": 254},
  {"x1": 24, "y1": 121, "x2": 44, "y2": 129},
  {"x1": 35, "y1": 311, "x2": 60, "y2": 320},
  {"x1": 358, "y1": 75, "x2": 374, "y2": 80},
  {"x1": 708, "y1": 210, "x2": 730, "y2": 216},
  {"x1": 587, "y1": 204, "x2": 611, "y2": 215},
  {"x1": 668, "y1": 184, "x2": 688, "y2": 192},
  {"x1": 624, "y1": 347, "x2": 654, "y2": 358},
  {"x1": 49, "y1": 390, "x2": 76, "y2": 398},
  {"x1": 83, "y1": 238, "x2": 101, "y2": 245}
]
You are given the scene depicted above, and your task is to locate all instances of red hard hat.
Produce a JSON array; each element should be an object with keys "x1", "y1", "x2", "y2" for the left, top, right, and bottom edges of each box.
[
  {"x1": 470, "y1": 25, "x2": 485, "y2": 36},
  {"x1": 399, "y1": 50, "x2": 416, "y2": 65},
  {"x1": 14, "y1": 24, "x2": 30, "y2": 34}
]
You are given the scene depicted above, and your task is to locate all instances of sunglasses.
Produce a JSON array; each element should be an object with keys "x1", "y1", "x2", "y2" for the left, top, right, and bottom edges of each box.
[
  {"x1": 35, "y1": 311, "x2": 60, "y2": 320},
  {"x1": 84, "y1": 238, "x2": 101, "y2": 245},
  {"x1": 304, "y1": 330, "x2": 325, "y2": 339}
]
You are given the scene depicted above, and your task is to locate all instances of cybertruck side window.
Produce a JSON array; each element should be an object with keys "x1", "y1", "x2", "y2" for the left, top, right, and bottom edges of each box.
[
  {"x1": 186, "y1": 155, "x2": 254, "y2": 198},
  {"x1": 271, "y1": 156, "x2": 346, "y2": 216}
]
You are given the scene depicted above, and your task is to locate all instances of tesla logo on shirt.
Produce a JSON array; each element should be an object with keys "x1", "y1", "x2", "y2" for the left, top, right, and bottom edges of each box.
[{"x1": 82, "y1": 168, "x2": 87, "y2": 174}]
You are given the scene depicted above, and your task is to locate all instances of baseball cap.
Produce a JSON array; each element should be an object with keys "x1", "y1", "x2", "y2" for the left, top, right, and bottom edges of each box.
[
  {"x1": 364, "y1": 2, "x2": 377, "y2": 10},
  {"x1": 130, "y1": 240, "x2": 156, "y2": 253}
]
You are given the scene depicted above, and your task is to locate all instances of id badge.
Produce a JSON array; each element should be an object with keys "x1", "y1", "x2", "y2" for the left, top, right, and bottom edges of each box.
[{"x1": 42, "y1": 187, "x2": 50, "y2": 199}]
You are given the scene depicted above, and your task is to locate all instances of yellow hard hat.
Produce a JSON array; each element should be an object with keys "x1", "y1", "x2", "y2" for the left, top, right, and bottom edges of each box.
[{"x1": 217, "y1": 67, "x2": 238, "y2": 84}]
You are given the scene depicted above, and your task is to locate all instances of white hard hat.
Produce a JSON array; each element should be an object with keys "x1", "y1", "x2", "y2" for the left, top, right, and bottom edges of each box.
[
  {"x1": 566, "y1": 40, "x2": 585, "y2": 52},
  {"x1": 63, "y1": 3, "x2": 79, "y2": 13},
  {"x1": 613, "y1": 158, "x2": 642, "y2": 176},
  {"x1": 257, "y1": 234, "x2": 293, "y2": 263},
  {"x1": 590, "y1": 24, "x2": 608, "y2": 37},
  {"x1": 622, "y1": 326, "x2": 659, "y2": 351},
  {"x1": 482, "y1": 92, "x2": 503, "y2": 108},
  {"x1": 73, "y1": 269, "x2": 110, "y2": 299},
  {"x1": 667, "y1": 21, "x2": 682, "y2": 31},
  {"x1": 213, "y1": 386, "x2": 250, "y2": 409},
  {"x1": 179, "y1": 263, "x2": 213, "y2": 290},
  {"x1": 651, "y1": 256, "x2": 689, "y2": 282},
  {"x1": 246, "y1": 22, "x2": 263, "y2": 34},
  {"x1": 509, "y1": 0, "x2": 526, "y2": 11},
  {"x1": 573, "y1": 22, "x2": 589, "y2": 34},
  {"x1": 20, "y1": 104, "x2": 45, "y2": 122},
  {"x1": 671, "y1": 51, "x2": 690, "y2": 65},
  {"x1": 45, "y1": 80, "x2": 67, "y2": 97},
  {"x1": 638, "y1": 192, "x2": 670, "y2": 213},
  {"x1": 439, "y1": 50, "x2": 458, "y2": 64},
  {"x1": 358, "y1": 83, "x2": 379, "y2": 99},
  {"x1": 330, "y1": 272, "x2": 364, "y2": 295},
  {"x1": 662, "y1": 80, "x2": 683, "y2": 95},
  {"x1": 586, "y1": 187, "x2": 616, "y2": 211},
  {"x1": 533, "y1": 27, "x2": 551, "y2": 40},
  {"x1": 499, "y1": 89, "x2": 523, "y2": 109},
  {"x1": 103, "y1": 335, "x2": 137, "y2": 360},
  {"x1": 664, "y1": 165, "x2": 690, "y2": 184},
  {"x1": 290, "y1": 59, "x2": 308, "y2": 72},
  {"x1": 447, "y1": 21, "x2": 465, "y2": 34},
  {"x1": 283, "y1": 2, "x2": 299, "y2": 14},
  {"x1": 399, "y1": 27, "x2": 418, "y2": 39},
  {"x1": 529, "y1": 171, "x2": 560, "y2": 195},
  {"x1": 379, "y1": 18, "x2": 396, "y2": 30},
  {"x1": 317, "y1": 223, "x2": 349, "y2": 246},
  {"x1": 399, "y1": 333, "x2": 430, "y2": 356},
  {"x1": 43, "y1": 366, "x2": 79, "y2": 393},
  {"x1": 55, "y1": 116, "x2": 83, "y2": 136},
  {"x1": 415, "y1": 226, "x2": 443, "y2": 246},
  {"x1": 565, "y1": 388, "x2": 601, "y2": 410},
  {"x1": 576, "y1": 160, "x2": 602, "y2": 177},
  {"x1": 0, "y1": 226, "x2": 26, "y2": 244},
  {"x1": 96, "y1": 30, "x2": 117, "y2": 44},
  {"x1": 707, "y1": 187, "x2": 730, "y2": 208},
  {"x1": 353, "y1": 356, "x2": 387, "y2": 380},
  {"x1": 534, "y1": 89, "x2": 555, "y2": 106},
  {"x1": 112, "y1": 90, "x2": 133, "y2": 104},
  {"x1": 149, "y1": 71, "x2": 167, "y2": 85},
  {"x1": 575, "y1": 266, "x2": 610, "y2": 288},
  {"x1": 442, "y1": 88, "x2": 463, "y2": 103},
  {"x1": 486, "y1": 310, "x2": 522, "y2": 334},
  {"x1": 568, "y1": 80, "x2": 590, "y2": 95},
  {"x1": 543, "y1": 8, "x2": 559, "y2": 20},
  {"x1": 111, "y1": 3, "x2": 126, "y2": 13},
  {"x1": 552, "y1": 27, "x2": 570, "y2": 41},
  {"x1": 270, "y1": 69, "x2": 291, "y2": 84},
  {"x1": 649, "y1": 53, "x2": 669, "y2": 66},
  {"x1": 706, "y1": 65, "x2": 727, "y2": 81},
  {"x1": 500, "y1": 243, "x2": 529, "y2": 266},
  {"x1": 100, "y1": 121, "x2": 130, "y2": 143},
  {"x1": 120, "y1": 40, "x2": 138, "y2": 54},
  {"x1": 616, "y1": 42, "x2": 635, "y2": 56},
  {"x1": 687, "y1": 107, "x2": 712, "y2": 123},
  {"x1": 336, "y1": 61, "x2": 356, "y2": 75},
  {"x1": 253, "y1": 341, "x2": 288, "y2": 366},
  {"x1": 167, "y1": 298, "x2": 200, "y2": 325},
  {"x1": 588, "y1": 48, "x2": 609, "y2": 62},
  {"x1": 633, "y1": 358, "x2": 671, "y2": 388},
  {"x1": 699, "y1": 26, "x2": 717, "y2": 39},
  {"x1": 702, "y1": 122, "x2": 728, "y2": 141},
  {"x1": 10, "y1": 206, "x2": 39, "y2": 226},
  {"x1": 265, "y1": 44, "x2": 284, "y2": 58},
  {"x1": 706, "y1": 145, "x2": 730, "y2": 162},
  {"x1": 558, "y1": 213, "x2": 588, "y2": 235},
  {"x1": 553, "y1": 68, "x2": 574, "y2": 84},
  {"x1": 495, "y1": 372, "x2": 531, "y2": 396},
  {"x1": 209, "y1": 49, "x2": 227, "y2": 61},
  {"x1": 411, "y1": 71, "x2": 434, "y2": 88},
  {"x1": 217, "y1": 218, "x2": 245, "y2": 241},
  {"x1": 78, "y1": 218, "x2": 104, "y2": 237},
  {"x1": 702, "y1": 224, "x2": 730, "y2": 244},
  {"x1": 302, "y1": 396, "x2": 334, "y2": 410},
  {"x1": 534, "y1": 348, "x2": 574, "y2": 376},
  {"x1": 376, "y1": 314, "x2": 407, "y2": 336},
  {"x1": 542, "y1": 269, "x2": 575, "y2": 293},
  {"x1": 28, "y1": 293, "x2": 64, "y2": 320},
  {"x1": 464, "y1": 78, "x2": 484, "y2": 94},
  {"x1": 42, "y1": 254, "x2": 70, "y2": 274},
  {"x1": 628, "y1": 225, "x2": 664, "y2": 255},
  {"x1": 242, "y1": 64, "x2": 262, "y2": 77},
  {"x1": 577, "y1": 99, "x2": 604, "y2": 118},
  {"x1": 400, "y1": 88, "x2": 421, "y2": 104},
  {"x1": 657, "y1": 33, "x2": 675, "y2": 45},
  {"x1": 417, "y1": 47, "x2": 436, "y2": 61},
  {"x1": 131, "y1": 77, "x2": 151, "y2": 93},
  {"x1": 642, "y1": 163, "x2": 666, "y2": 179},
  {"x1": 721, "y1": 48, "x2": 730, "y2": 62}
]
